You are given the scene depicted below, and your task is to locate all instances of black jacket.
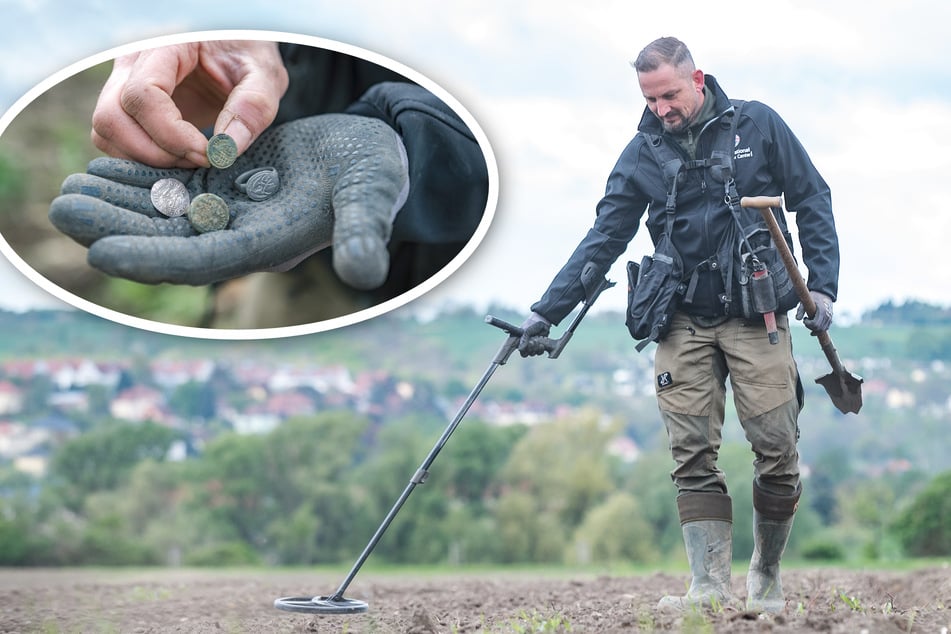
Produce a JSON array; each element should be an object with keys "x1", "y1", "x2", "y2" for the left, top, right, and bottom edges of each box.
[{"x1": 532, "y1": 74, "x2": 838, "y2": 325}]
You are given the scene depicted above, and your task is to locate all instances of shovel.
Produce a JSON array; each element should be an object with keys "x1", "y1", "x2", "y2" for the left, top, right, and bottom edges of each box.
[{"x1": 740, "y1": 196, "x2": 863, "y2": 414}]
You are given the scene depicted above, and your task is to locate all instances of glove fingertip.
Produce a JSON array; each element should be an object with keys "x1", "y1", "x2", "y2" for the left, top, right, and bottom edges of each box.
[
  {"x1": 332, "y1": 235, "x2": 390, "y2": 290},
  {"x1": 49, "y1": 194, "x2": 104, "y2": 247}
]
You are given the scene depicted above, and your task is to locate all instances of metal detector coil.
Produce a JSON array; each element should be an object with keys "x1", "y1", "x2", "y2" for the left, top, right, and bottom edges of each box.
[{"x1": 274, "y1": 595, "x2": 368, "y2": 614}]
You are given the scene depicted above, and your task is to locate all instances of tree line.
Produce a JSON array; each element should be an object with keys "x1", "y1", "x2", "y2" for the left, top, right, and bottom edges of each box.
[{"x1": 1, "y1": 409, "x2": 947, "y2": 568}]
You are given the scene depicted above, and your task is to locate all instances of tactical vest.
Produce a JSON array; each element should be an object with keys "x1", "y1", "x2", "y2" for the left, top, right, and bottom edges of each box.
[{"x1": 626, "y1": 100, "x2": 798, "y2": 349}]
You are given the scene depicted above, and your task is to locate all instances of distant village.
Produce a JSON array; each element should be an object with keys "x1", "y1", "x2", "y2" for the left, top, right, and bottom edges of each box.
[
  {"x1": 1, "y1": 333, "x2": 945, "y2": 481},
  {"x1": 0, "y1": 354, "x2": 642, "y2": 478}
]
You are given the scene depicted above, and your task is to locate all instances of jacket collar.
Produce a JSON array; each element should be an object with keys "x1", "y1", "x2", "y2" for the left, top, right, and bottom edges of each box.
[{"x1": 637, "y1": 74, "x2": 732, "y2": 135}]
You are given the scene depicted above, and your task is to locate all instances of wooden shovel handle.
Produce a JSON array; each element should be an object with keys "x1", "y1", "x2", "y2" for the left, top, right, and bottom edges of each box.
[
  {"x1": 739, "y1": 196, "x2": 816, "y2": 318},
  {"x1": 740, "y1": 196, "x2": 842, "y2": 373}
]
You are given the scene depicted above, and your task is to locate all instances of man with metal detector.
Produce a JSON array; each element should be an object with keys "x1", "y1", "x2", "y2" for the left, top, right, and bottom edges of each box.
[{"x1": 519, "y1": 36, "x2": 839, "y2": 613}]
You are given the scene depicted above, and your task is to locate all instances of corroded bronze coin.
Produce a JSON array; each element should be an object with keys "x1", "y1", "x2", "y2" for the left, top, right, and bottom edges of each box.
[
  {"x1": 149, "y1": 178, "x2": 190, "y2": 217},
  {"x1": 207, "y1": 133, "x2": 238, "y2": 169},
  {"x1": 187, "y1": 193, "x2": 230, "y2": 233}
]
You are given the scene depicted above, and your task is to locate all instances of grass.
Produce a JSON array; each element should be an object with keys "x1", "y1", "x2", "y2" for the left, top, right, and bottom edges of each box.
[
  {"x1": 503, "y1": 609, "x2": 572, "y2": 633},
  {"x1": 835, "y1": 589, "x2": 863, "y2": 611}
]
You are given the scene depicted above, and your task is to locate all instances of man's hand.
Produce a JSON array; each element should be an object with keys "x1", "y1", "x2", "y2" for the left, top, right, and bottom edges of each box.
[
  {"x1": 50, "y1": 114, "x2": 409, "y2": 290},
  {"x1": 796, "y1": 290, "x2": 834, "y2": 333},
  {"x1": 518, "y1": 313, "x2": 552, "y2": 357},
  {"x1": 91, "y1": 41, "x2": 289, "y2": 168}
]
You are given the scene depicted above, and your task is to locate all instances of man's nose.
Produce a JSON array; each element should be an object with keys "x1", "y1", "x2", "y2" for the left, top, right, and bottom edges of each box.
[{"x1": 656, "y1": 101, "x2": 671, "y2": 117}]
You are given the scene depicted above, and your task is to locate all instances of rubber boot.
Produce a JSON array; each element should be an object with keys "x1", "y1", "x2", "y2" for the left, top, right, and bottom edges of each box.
[
  {"x1": 746, "y1": 482, "x2": 801, "y2": 613},
  {"x1": 658, "y1": 492, "x2": 734, "y2": 611}
]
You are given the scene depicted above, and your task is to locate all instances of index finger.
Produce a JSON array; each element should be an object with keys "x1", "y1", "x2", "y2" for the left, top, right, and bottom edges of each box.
[{"x1": 120, "y1": 46, "x2": 210, "y2": 166}]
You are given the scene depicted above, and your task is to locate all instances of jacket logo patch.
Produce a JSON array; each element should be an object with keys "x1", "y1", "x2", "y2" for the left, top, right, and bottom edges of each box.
[
  {"x1": 734, "y1": 146, "x2": 753, "y2": 160},
  {"x1": 657, "y1": 371, "x2": 674, "y2": 389}
]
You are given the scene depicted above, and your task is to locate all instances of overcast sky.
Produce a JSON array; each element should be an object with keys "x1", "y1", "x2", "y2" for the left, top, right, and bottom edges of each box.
[{"x1": 1, "y1": 0, "x2": 949, "y2": 330}]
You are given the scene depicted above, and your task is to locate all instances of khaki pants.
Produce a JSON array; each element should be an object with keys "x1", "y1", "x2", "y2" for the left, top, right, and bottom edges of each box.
[{"x1": 654, "y1": 312, "x2": 802, "y2": 497}]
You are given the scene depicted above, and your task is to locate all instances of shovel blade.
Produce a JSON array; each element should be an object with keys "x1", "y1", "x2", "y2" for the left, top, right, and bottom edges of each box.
[{"x1": 815, "y1": 370, "x2": 864, "y2": 414}]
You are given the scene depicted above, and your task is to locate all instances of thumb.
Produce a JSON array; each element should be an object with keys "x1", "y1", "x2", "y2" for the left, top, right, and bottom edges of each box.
[
  {"x1": 212, "y1": 76, "x2": 286, "y2": 157},
  {"x1": 330, "y1": 119, "x2": 409, "y2": 290}
]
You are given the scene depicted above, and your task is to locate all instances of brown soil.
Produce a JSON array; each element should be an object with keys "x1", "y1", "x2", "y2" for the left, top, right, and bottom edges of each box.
[{"x1": 0, "y1": 566, "x2": 948, "y2": 633}]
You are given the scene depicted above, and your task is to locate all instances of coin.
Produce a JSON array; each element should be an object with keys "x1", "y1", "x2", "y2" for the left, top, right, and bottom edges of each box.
[
  {"x1": 187, "y1": 193, "x2": 230, "y2": 233},
  {"x1": 234, "y1": 167, "x2": 281, "y2": 201},
  {"x1": 207, "y1": 133, "x2": 238, "y2": 169},
  {"x1": 149, "y1": 178, "x2": 190, "y2": 217}
]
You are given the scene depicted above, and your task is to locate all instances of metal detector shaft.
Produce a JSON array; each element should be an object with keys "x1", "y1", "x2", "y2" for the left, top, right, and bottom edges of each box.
[
  {"x1": 327, "y1": 332, "x2": 520, "y2": 602},
  {"x1": 320, "y1": 262, "x2": 614, "y2": 607}
]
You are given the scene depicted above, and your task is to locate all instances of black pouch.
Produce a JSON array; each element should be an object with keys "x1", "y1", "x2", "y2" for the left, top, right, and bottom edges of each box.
[
  {"x1": 737, "y1": 226, "x2": 798, "y2": 319},
  {"x1": 625, "y1": 233, "x2": 685, "y2": 349}
]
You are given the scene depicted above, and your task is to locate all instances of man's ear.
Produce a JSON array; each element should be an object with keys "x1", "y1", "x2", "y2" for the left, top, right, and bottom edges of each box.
[{"x1": 692, "y1": 69, "x2": 705, "y2": 93}]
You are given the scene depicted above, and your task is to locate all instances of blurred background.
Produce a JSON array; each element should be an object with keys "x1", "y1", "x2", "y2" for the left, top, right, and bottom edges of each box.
[{"x1": 0, "y1": 62, "x2": 221, "y2": 327}]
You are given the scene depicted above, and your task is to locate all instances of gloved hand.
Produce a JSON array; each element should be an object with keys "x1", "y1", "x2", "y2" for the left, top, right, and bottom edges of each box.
[
  {"x1": 796, "y1": 290, "x2": 833, "y2": 333},
  {"x1": 518, "y1": 312, "x2": 552, "y2": 358},
  {"x1": 49, "y1": 113, "x2": 409, "y2": 290}
]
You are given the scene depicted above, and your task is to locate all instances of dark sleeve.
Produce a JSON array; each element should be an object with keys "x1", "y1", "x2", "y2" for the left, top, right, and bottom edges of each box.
[
  {"x1": 756, "y1": 102, "x2": 839, "y2": 300},
  {"x1": 530, "y1": 139, "x2": 648, "y2": 325},
  {"x1": 344, "y1": 82, "x2": 488, "y2": 246},
  {"x1": 274, "y1": 44, "x2": 409, "y2": 123},
  {"x1": 276, "y1": 46, "x2": 487, "y2": 246},
  {"x1": 273, "y1": 46, "x2": 489, "y2": 297}
]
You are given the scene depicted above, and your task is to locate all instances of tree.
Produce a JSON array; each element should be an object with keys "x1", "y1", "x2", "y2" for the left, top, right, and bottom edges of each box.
[
  {"x1": 493, "y1": 490, "x2": 564, "y2": 563},
  {"x1": 22, "y1": 373, "x2": 54, "y2": 415},
  {"x1": 188, "y1": 412, "x2": 374, "y2": 564},
  {"x1": 623, "y1": 450, "x2": 683, "y2": 558},
  {"x1": 434, "y1": 419, "x2": 525, "y2": 505},
  {"x1": 892, "y1": 470, "x2": 951, "y2": 557},
  {"x1": 351, "y1": 416, "x2": 450, "y2": 564},
  {"x1": 568, "y1": 492, "x2": 658, "y2": 565},
  {"x1": 168, "y1": 380, "x2": 217, "y2": 419},
  {"x1": 0, "y1": 469, "x2": 50, "y2": 565},
  {"x1": 807, "y1": 448, "x2": 854, "y2": 525},
  {"x1": 500, "y1": 411, "x2": 620, "y2": 529},
  {"x1": 49, "y1": 420, "x2": 178, "y2": 511}
]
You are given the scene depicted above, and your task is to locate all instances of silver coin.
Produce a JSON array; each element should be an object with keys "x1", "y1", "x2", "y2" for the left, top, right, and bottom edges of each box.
[
  {"x1": 150, "y1": 178, "x2": 190, "y2": 217},
  {"x1": 234, "y1": 167, "x2": 281, "y2": 201},
  {"x1": 187, "y1": 193, "x2": 230, "y2": 233},
  {"x1": 207, "y1": 133, "x2": 238, "y2": 169}
]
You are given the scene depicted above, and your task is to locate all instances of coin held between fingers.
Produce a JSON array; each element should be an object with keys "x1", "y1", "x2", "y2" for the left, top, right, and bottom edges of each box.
[
  {"x1": 207, "y1": 133, "x2": 238, "y2": 169},
  {"x1": 150, "y1": 178, "x2": 190, "y2": 217}
]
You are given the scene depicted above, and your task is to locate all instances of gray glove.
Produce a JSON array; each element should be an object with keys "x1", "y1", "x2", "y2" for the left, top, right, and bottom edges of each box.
[
  {"x1": 49, "y1": 114, "x2": 409, "y2": 289},
  {"x1": 796, "y1": 290, "x2": 833, "y2": 333},
  {"x1": 518, "y1": 312, "x2": 552, "y2": 358}
]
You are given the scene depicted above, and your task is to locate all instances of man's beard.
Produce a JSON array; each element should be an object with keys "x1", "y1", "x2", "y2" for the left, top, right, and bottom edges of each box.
[{"x1": 662, "y1": 112, "x2": 691, "y2": 134}]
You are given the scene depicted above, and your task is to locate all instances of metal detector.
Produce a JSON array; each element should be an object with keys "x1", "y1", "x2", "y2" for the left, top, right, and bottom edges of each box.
[{"x1": 274, "y1": 262, "x2": 614, "y2": 615}]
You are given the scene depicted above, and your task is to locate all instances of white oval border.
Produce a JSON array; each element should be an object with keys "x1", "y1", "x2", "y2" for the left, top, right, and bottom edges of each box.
[{"x1": 0, "y1": 29, "x2": 499, "y2": 341}]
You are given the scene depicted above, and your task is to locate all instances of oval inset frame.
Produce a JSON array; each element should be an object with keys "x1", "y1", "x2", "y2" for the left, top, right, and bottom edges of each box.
[{"x1": 0, "y1": 29, "x2": 499, "y2": 340}]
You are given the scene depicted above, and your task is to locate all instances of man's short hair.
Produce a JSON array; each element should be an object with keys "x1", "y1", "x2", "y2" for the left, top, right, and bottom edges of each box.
[{"x1": 632, "y1": 37, "x2": 695, "y2": 73}]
